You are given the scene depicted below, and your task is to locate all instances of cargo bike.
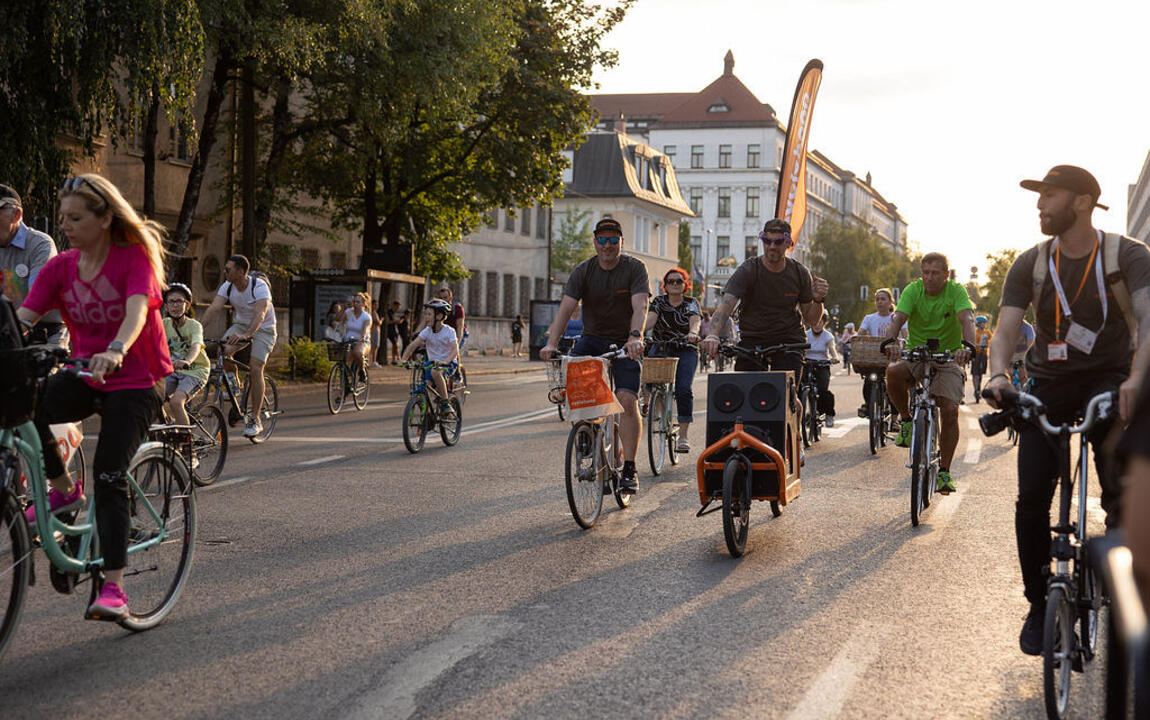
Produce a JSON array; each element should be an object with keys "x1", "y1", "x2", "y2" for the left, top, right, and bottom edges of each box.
[{"x1": 696, "y1": 342, "x2": 807, "y2": 557}]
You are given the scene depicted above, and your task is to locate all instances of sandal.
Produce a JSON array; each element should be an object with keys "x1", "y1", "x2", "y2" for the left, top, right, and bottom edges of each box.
[{"x1": 675, "y1": 440, "x2": 690, "y2": 454}]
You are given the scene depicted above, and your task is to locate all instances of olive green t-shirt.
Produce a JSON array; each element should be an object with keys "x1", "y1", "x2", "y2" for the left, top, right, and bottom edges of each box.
[
  {"x1": 895, "y1": 279, "x2": 973, "y2": 351},
  {"x1": 163, "y1": 316, "x2": 210, "y2": 382}
]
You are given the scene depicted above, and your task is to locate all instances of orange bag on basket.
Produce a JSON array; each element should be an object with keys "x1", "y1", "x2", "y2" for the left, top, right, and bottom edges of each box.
[{"x1": 563, "y1": 357, "x2": 622, "y2": 421}]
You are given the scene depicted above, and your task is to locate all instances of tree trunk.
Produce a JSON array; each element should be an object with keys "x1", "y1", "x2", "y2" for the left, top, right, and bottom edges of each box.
[
  {"x1": 170, "y1": 53, "x2": 233, "y2": 261},
  {"x1": 142, "y1": 87, "x2": 160, "y2": 217},
  {"x1": 252, "y1": 75, "x2": 293, "y2": 253}
]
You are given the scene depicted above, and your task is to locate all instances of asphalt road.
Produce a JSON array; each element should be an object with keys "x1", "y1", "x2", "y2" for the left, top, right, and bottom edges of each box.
[{"x1": 0, "y1": 365, "x2": 1111, "y2": 718}]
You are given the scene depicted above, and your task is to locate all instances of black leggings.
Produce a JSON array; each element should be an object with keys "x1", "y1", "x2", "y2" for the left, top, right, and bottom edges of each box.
[{"x1": 34, "y1": 373, "x2": 163, "y2": 571}]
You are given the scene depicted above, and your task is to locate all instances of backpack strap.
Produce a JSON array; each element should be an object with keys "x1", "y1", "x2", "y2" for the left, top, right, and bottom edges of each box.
[
  {"x1": 1030, "y1": 238, "x2": 1051, "y2": 315},
  {"x1": 1103, "y1": 232, "x2": 1139, "y2": 345}
]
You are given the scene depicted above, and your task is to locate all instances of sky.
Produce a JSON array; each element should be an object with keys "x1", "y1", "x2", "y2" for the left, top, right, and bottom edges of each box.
[{"x1": 589, "y1": 0, "x2": 1150, "y2": 281}]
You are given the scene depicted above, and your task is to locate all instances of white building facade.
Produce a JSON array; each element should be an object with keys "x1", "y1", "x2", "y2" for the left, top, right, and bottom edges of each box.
[{"x1": 1129, "y1": 149, "x2": 1150, "y2": 245}]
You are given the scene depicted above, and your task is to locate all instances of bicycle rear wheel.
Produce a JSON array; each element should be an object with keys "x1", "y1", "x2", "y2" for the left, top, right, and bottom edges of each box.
[
  {"x1": 327, "y1": 363, "x2": 346, "y2": 415},
  {"x1": 439, "y1": 397, "x2": 462, "y2": 446},
  {"x1": 1043, "y1": 585, "x2": 1074, "y2": 720},
  {"x1": 119, "y1": 446, "x2": 196, "y2": 631},
  {"x1": 189, "y1": 404, "x2": 228, "y2": 486},
  {"x1": 565, "y1": 422, "x2": 603, "y2": 528},
  {"x1": 0, "y1": 489, "x2": 31, "y2": 659},
  {"x1": 647, "y1": 386, "x2": 668, "y2": 476},
  {"x1": 722, "y1": 454, "x2": 750, "y2": 557},
  {"x1": 402, "y1": 395, "x2": 429, "y2": 454},
  {"x1": 352, "y1": 365, "x2": 370, "y2": 410}
]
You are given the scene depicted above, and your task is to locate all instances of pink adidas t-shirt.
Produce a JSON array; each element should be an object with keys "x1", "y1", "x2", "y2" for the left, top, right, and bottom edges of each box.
[{"x1": 24, "y1": 244, "x2": 173, "y2": 391}]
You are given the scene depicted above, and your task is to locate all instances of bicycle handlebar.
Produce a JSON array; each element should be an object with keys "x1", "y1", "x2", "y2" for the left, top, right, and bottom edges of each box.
[
  {"x1": 980, "y1": 388, "x2": 1116, "y2": 437},
  {"x1": 204, "y1": 336, "x2": 253, "y2": 349},
  {"x1": 719, "y1": 341, "x2": 810, "y2": 360}
]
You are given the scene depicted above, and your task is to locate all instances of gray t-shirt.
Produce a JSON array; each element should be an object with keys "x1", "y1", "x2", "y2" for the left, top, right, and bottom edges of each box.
[
  {"x1": 0, "y1": 223, "x2": 61, "y2": 322},
  {"x1": 1001, "y1": 235, "x2": 1150, "y2": 380},
  {"x1": 722, "y1": 256, "x2": 813, "y2": 345},
  {"x1": 563, "y1": 255, "x2": 649, "y2": 343}
]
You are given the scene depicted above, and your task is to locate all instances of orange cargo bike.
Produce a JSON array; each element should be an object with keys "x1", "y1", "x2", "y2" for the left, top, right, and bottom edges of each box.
[{"x1": 696, "y1": 342, "x2": 807, "y2": 556}]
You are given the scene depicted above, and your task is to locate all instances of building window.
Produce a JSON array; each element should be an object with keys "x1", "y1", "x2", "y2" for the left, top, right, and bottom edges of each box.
[
  {"x1": 330, "y1": 251, "x2": 347, "y2": 269},
  {"x1": 716, "y1": 236, "x2": 730, "y2": 263},
  {"x1": 486, "y1": 210, "x2": 499, "y2": 229},
  {"x1": 689, "y1": 188, "x2": 702, "y2": 215},
  {"x1": 658, "y1": 225, "x2": 666, "y2": 257},
  {"x1": 691, "y1": 145, "x2": 704, "y2": 169},
  {"x1": 485, "y1": 271, "x2": 499, "y2": 315},
  {"x1": 663, "y1": 145, "x2": 676, "y2": 166},
  {"x1": 690, "y1": 237, "x2": 702, "y2": 266},
  {"x1": 534, "y1": 277, "x2": 545, "y2": 302},
  {"x1": 504, "y1": 210, "x2": 515, "y2": 232},
  {"x1": 521, "y1": 207, "x2": 531, "y2": 235},
  {"x1": 747, "y1": 144, "x2": 760, "y2": 168},
  {"x1": 746, "y1": 187, "x2": 760, "y2": 218},
  {"x1": 745, "y1": 236, "x2": 758, "y2": 259},
  {"x1": 468, "y1": 269, "x2": 482, "y2": 314},
  {"x1": 536, "y1": 206, "x2": 548, "y2": 238},
  {"x1": 718, "y1": 144, "x2": 731, "y2": 169},
  {"x1": 168, "y1": 121, "x2": 192, "y2": 163},
  {"x1": 302, "y1": 248, "x2": 320, "y2": 267},
  {"x1": 519, "y1": 275, "x2": 530, "y2": 315},
  {"x1": 717, "y1": 188, "x2": 730, "y2": 218},
  {"x1": 503, "y1": 273, "x2": 515, "y2": 316},
  {"x1": 708, "y1": 102, "x2": 729, "y2": 113}
]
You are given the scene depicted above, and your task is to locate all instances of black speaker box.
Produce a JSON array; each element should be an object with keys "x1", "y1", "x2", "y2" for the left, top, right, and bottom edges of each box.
[{"x1": 703, "y1": 371, "x2": 798, "y2": 497}]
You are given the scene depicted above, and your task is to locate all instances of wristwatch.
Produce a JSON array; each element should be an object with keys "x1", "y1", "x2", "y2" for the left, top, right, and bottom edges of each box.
[
  {"x1": 106, "y1": 341, "x2": 125, "y2": 355},
  {"x1": 629, "y1": 330, "x2": 641, "y2": 338}
]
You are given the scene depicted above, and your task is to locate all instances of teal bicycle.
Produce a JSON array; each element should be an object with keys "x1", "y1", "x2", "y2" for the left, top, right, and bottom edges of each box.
[{"x1": 0, "y1": 347, "x2": 196, "y2": 658}]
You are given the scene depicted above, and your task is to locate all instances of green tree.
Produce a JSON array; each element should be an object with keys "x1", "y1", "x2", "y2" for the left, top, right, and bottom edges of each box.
[
  {"x1": 677, "y1": 221, "x2": 700, "y2": 298},
  {"x1": 551, "y1": 206, "x2": 593, "y2": 275},
  {"x1": 808, "y1": 220, "x2": 918, "y2": 326},
  {"x1": 980, "y1": 248, "x2": 1021, "y2": 319}
]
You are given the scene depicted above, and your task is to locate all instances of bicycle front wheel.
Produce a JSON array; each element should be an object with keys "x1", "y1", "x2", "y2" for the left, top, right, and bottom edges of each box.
[
  {"x1": 189, "y1": 404, "x2": 228, "y2": 486},
  {"x1": 242, "y1": 376, "x2": 280, "y2": 442},
  {"x1": 119, "y1": 446, "x2": 197, "y2": 631},
  {"x1": 352, "y1": 365, "x2": 370, "y2": 410},
  {"x1": 439, "y1": 397, "x2": 462, "y2": 446},
  {"x1": 868, "y1": 382, "x2": 882, "y2": 455},
  {"x1": 327, "y1": 363, "x2": 346, "y2": 414},
  {"x1": 402, "y1": 396, "x2": 428, "y2": 454},
  {"x1": 800, "y1": 388, "x2": 812, "y2": 448},
  {"x1": 0, "y1": 490, "x2": 31, "y2": 659},
  {"x1": 1079, "y1": 556, "x2": 1102, "y2": 661},
  {"x1": 565, "y1": 422, "x2": 603, "y2": 528},
  {"x1": 647, "y1": 386, "x2": 668, "y2": 476},
  {"x1": 1043, "y1": 585, "x2": 1074, "y2": 720},
  {"x1": 722, "y1": 454, "x2": 751, "y2": 557},
  {"x1": 910, "y1": 410, "x2": 928, "y2": 527}
]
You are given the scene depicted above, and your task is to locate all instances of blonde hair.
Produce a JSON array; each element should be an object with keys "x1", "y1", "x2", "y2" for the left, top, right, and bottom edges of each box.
[{"x1": 59, "y1": 173, "x2": 168, "y2": 286}]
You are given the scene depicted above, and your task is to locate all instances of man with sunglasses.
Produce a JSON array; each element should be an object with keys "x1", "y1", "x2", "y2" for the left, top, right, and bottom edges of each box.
[
  {"x1": 541, "y1": 217, "x2": 649, "y2": 494},
  {"x1": 0, "y1": 184, "x2": 68, "y2": 347},
  {"x1": 701, "y1": 218, "x2": 828, "y2": 379}
]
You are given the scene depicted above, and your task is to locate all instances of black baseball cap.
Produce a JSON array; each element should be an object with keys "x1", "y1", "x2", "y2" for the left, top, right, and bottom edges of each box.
[
  {"x1": 0, "y1": 184, "x2": 22, "y2": 210},
  {"x1": 594, "y1": 217, "x2": 623, "y2": 235},
  {"x1": 1020, "y1": 165, "x2": 1108, "y2": 211}
]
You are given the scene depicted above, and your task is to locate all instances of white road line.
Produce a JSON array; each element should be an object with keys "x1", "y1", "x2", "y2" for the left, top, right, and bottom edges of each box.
[
  {"x1": 966, "y1": 416, "x2": 981, "y2": 431},
  {"x1": 200, "y1": 475, "x2": 253, "y2": 492},
  {"x1": 274, "y1": 436, "x2": 404, "y2": 443},
  {"x1": 343, "y1": 615, "x2": 520, "y2": 720},
  {"x1": 786, "y1": 623, "x2": 887, "y2": 720},
  {"x1": 821, "y1": 417, "x2": 867, "y2": 438},
  {"x1": 298, "y1": 454, "x2": 346, "y2": 466},
  {"x1": 962, "y1": 438, "x2": 983, "y2": 465},
  {"x1": 917, "y1": 483, "x2": 967, "y2": 544}
]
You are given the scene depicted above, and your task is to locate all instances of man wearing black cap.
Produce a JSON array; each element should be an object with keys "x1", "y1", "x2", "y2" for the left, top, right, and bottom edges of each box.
[
  {"x1": 0, "y1": 184, "x2": 66, "y2": 347},
  {"x1": 541, "y1": 216, "x2": 649, "y2": 494},
  {"x1": 985, "y1": 164, "x2": 1150, "y2": 655}
]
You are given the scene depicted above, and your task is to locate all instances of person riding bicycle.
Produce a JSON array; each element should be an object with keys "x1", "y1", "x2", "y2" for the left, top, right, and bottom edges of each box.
[
  {"x1": 805, "y1": 312, "x2": 839, "y2": 427},
  {"x1": 983, "y1": 164, "x2": 1150, "y2": 656},
  {"x1": 342, "y1": 291, "x2": 372, "y2": 381},
  {"x1": 199, "y1": 254, "x2": 277, "y2": 438},
  {"x1": 643, "y1": 266, "x2": 701, "y2": 453},
  {"x1": 971, "y1": 315, "x2": 993, "y2": 403},
  {"x1": 540, "y1": 217, "x2": 648, "y2": 494},
  {"x1": 883, "y1": 252, "x2": 975, "y2": 495},
  {"x1": 162, "y1": 283, "x2": 209, "y2": 426},
  {"x1": 838, "y1": 322, "x2": 856, "y2": 367},
  {"x1": 700, "y1": 218, "x2": 829, "y2": 379},
  {"x1": 16, "y1": 173, "x2": 173, "y2": 621},
  {"x1": 856, "y1": 287, "x2": 901, "y2": 417},
  {"x1": 400, "y1": 299, "x2": 460, "y2": 414}
]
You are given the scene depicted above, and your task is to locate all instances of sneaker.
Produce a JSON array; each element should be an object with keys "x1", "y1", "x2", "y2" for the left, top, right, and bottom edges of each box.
[
  {"x1": 895, "y1": 420, "x2": 912, "y2": 447},
  {"x1": 857, "y1": 404, "x2": 869, "y2": 418},
  {"x1": 675, "y1": 439, "x2": 690, "y2": 454},
  {"x1": 936, "y1": 469, "x2": 956, "y2": 494},
  {"x1": 1020, "y1": 604, "x2": 1045, "y2": 655},
  {"x1": 825, "y1": 414, "x2": 835, "y2": 428},
  {"x1": 242, "y1": 419, "x2": 262, "y2": 438},
  {"x1": 24, "y1": 482, "x2": 85, "y2": 530},
  {"x1": 618, "y1": 474, "x2": 638, "y2": 495},
  {"x1": 87, "y1": 581, "x2": 129, "y2": 621}
]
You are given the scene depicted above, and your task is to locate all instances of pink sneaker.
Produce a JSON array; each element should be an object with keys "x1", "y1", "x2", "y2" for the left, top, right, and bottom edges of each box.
[
  {"x1": 24, "y1": 482, "x2": 84, "y2": 530},
  {"x1": 87, "y1": 582, "x2": 130, "y2": 621}
]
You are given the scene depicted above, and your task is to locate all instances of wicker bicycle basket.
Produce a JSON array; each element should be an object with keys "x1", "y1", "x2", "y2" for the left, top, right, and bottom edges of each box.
[
  {"x1": 849, "y1": 336, "x2": 889, "y2": 372},
  {"x1": 641, "y1": 357, "x2": 679, "y2": 385}
]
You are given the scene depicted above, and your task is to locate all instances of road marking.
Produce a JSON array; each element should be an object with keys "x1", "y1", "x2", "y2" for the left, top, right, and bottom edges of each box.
[
  {"x1": 821, "y1": 416, "x2": 867, "y2": 438},
  {"x1": 916, "y1": 483, "x2": 968, "y2": 544},
  {"x1": 786, "y1": 623, "x2": 887, "y2": 720},
  {"x1": 200, "y1": 475, "x2": 253, "y2": 492},
  {"x1": 275, "y1": 436, "x2": 405, "y2": 444},
  {"x1": 298, "y1": 454, "x2": 346, "y2": 466},
  {"x1": 966, "y1": 416, "x2": 981, "y2": 431},
  {"x1": 962, "y1": 438, "x2": 982, "y2": 465},
  {"x1": 460, "y1": 407, "x2": 555, "y2": 433},
  {"x1": 343, "y1": 614, "x2": 520, "y2": 720}
]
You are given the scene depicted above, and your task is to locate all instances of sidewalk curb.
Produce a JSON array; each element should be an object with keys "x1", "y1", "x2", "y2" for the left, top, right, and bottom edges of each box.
[{"x1": 270, "y1": 363, "x2": 545, "y2": 398}]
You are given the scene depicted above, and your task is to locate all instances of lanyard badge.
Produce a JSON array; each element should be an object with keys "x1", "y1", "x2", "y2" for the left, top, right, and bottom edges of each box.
[{"x1": 1049, "y1": 231, "x2": 1106, "y2": 356}]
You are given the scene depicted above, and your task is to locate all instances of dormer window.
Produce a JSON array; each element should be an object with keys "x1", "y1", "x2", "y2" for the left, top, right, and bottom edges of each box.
[{"x1": 708, "y1": 101, "x2": 730, "y2": 113}]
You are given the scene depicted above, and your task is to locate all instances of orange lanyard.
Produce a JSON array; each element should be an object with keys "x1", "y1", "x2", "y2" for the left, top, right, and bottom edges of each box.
[{"x1": 1053, "y1": 237, "x2": 1099, "y2": 338}]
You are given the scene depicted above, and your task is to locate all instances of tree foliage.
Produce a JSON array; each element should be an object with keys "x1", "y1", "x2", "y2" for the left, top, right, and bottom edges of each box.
[
  {"x1": 551, "y1": 206, "x2": 594, "y2": 275},
  {"x1": 677, "y1": 221, "x2": 700, "y2": 298},
  {"x1": 979, "y1": 248, "x2": 1021, "y2": 319},
  {"x1": 808, "y1": 220, "x2": 919, "y2": 326}
]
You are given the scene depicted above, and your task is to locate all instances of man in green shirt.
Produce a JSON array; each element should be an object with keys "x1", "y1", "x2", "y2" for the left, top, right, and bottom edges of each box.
[{"x1": 883, "y1": 252, "x2": 976, "y2": 493}]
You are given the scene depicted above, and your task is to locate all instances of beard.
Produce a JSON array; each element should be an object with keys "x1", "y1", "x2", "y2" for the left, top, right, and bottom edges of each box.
[{"x1": 1040, "y1": 205, "x2": 1077, "y2": 236}]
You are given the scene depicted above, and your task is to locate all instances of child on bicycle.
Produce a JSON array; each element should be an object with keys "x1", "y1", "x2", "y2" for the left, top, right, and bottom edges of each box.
[
  {"x1": 162, "y1": 283, "x2": 210, "y2": 425},
  {"x1": 400, "y1": 299, "x2": 459, "y2": 413},
  {"x1": 805, "y1": 312, "x2": 839, "y2": 426}
]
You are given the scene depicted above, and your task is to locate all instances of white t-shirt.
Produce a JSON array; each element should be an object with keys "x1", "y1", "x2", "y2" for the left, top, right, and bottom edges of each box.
[
  {"x1": 418, "y1": 324, "x2": 458, "y2": 363},
  {"x1": 805, "y1": 329, "x2": 838, "y2": 362},
  {"x1": 217, "y1": 275, "x2": 276, "y2": 331},
  {"x1": 344, "y1": 308, "x2": 371, "y2": 340},
  {"x1": 859, "y1": 311, "x2": 895, "y2": 338}
]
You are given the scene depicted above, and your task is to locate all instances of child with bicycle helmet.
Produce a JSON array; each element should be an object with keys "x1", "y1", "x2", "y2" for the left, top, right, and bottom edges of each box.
[
  {"x1": 162, "y1": 283, "x2": 210, "y2": 425},
  {"x1": 16, "y1": 173, "x2": 172, "y2": 621},
  {"x1": 400, "y1": 298, "x2": 459, "y2": 413}
]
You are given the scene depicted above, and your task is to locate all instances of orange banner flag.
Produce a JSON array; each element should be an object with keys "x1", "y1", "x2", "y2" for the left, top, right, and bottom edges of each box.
[{"x1": 775, "y1": 59, "x2": 824, "y2": 243}]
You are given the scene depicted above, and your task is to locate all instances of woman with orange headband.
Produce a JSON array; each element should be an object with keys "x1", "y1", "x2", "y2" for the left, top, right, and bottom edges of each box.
[{"x1": 644, "y1": 267, "x2": 701, "y2": 453}]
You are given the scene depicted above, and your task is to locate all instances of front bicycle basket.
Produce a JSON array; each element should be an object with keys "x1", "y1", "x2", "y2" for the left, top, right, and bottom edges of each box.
[
  {"x1": 0, "y1": 346, "x2": 56, "y2": 429},
  {"x1": 640, "y1": 357, "x2": 678, "y2": 385}
]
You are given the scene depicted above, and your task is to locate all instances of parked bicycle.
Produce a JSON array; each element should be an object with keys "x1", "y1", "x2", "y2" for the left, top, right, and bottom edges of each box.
[
  {"x1": 980, "y1": 388, "x2": 1112, "y2": 720},
  {"x1": 325, "y1": 339, "x2": 370, "y2": 414},
  {"x1": 195, "y1": 338, "x2": 281, "y2": 444},
  {"x1": 400, "y1": 359, "x2": 464, "y2": 453},
  {"x1": 0, "y1": 349, "x2": 196, "y2": 658}
]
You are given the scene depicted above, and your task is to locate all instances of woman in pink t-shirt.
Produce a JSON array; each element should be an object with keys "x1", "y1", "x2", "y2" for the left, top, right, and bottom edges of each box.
[{"x1": 17, "y1": 173, "x2": 172, "y2": 622}]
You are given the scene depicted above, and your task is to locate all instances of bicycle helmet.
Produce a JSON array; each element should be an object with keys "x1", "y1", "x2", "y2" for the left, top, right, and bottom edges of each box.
[
  {"x1": 976, "y1": 315, "x2": 988, "y2": 324},
  {"x1": 166, "y1": 283, "x2": 193, "y2": 303},
  {"x1": 425, "y1": 298, "x2": 451, "y2": 317},
  {"x1": 845, "y1": 322, "x2": 855, "y2": 329}
]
